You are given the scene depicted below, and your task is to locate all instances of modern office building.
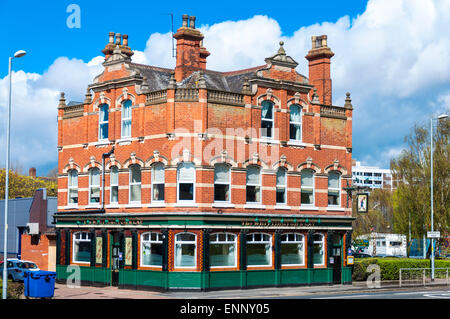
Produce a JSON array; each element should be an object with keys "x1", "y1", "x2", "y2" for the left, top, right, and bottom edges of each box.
[
  {"x1": 54, "y1": 15, "x2": 355, "y2": 290},
  {"x1": 352, "y1": 161, "x2": 397, "y2": 191}
]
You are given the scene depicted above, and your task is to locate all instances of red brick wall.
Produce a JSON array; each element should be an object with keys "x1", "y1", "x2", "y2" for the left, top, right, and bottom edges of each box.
[{"x1": 21, "y1": 234, "x2": 50, "y2": 271}]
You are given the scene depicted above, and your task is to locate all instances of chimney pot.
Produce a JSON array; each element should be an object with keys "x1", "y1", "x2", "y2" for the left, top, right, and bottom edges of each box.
[
  {"x1": 115, "y1": 33, "x2": 121, "y2": 45},
  {"x1": 189, "y1": 16, "x2": 196, "y2": 29},
  {"x1": 182, "y1": 14, "x2": 189, "y2": 27},
  {"x1": 109, "y1": 32, "x2": 115, "y2": 44},
  {"x1": 123, "y1": 34, "x2": 128, "y2": 46}
]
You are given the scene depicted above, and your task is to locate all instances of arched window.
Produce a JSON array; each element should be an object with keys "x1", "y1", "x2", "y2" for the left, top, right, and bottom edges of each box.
[
  {"x1": 246, "y1": 233, "x2": 272, "y2": 266},
  {"x1": 129, "y1": 164, "x2": 141, "y2": 203},
  {"x1": 328, "y1": 171, "x2": 341, "y2": 206},
  {"x1": 177, "y1": 162, "x2": 195, "y2": 202},
  {"x1": 141, "y1": 232, "x2": 163, "y2": 267},
  {"x1": 261, "y1": 100, "x2": 274, "y2": 138},
  {"x1": 246, "y1": 165, "x2": 261, "y2": 203},
  {"x1": 89, "y1": 167, "x2": 100, "y2": 204},
  {"x1": 289, "y1": 104, "x2": 302, "y2": 141},
  {"x1": 121, "y1": 99, "x2": 132, "y2": 138},
  {"x1": 73, "y1": 231, "x2": 92, "y2": 263},
  {"x1": 313, "y1": 233, "x2": 325, "y2": 266},
  {"x1": 281, "y1": 233, "x2": 305, "y2": 266},
  {"x1": 276, "y1": 167, "x2": 287, "y2": 205},
  {"x1": 174, "y1": 232, "x2": 197, "y2": 268},
  {"x1": 98, "y1": 103, "x2": 109, "y2": 141},
  {"x1": 152, "y1": 163, "x2": 165, "y2": 202},
  {"x1": 209, "y1": 233, "x2": 237, "y2": 268},
  {"x1": 110, "y1": 166, "x2": 119, "y2": 204},
  {"x1": 68, "y1": 169, "x2": 78, "y2": 206},
  {"x1": 301, "y1": 169, "x2": 314, "y2": 206},
  {"x1": 214, "y1": 163, "x2": 230, "y2": 202}
]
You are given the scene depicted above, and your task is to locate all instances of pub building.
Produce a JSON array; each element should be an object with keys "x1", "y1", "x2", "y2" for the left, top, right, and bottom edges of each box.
[{"x1": 54, "y1": 15, "x2": 355, "y2": 290}]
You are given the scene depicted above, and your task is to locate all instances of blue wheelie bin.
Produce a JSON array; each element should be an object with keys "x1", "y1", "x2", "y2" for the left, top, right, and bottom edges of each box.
[{"x1": 23, "y1": 270, "x2": 57, "y2": 298}]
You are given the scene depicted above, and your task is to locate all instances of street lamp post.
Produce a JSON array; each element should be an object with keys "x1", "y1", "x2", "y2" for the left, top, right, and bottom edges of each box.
[
  {"x1": 430, "y1": 113, "x2": 448, "y2": 282},
  {"x1": 2, "y1": 50, "x2": 26, "y2": 300}
]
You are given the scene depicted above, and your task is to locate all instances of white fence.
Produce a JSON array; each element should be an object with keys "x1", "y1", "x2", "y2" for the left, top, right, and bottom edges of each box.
[{"x1": 399, "y1": 268, "x2": 449, "y2": 287}]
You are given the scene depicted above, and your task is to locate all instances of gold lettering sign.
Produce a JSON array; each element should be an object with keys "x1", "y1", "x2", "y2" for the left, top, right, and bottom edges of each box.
[
  {"x1": 125, "y1": 237, "x2": 133, "y2": 266},
  {"x1": 96, "y1": 237, "x2": 103, "y2": 264}
]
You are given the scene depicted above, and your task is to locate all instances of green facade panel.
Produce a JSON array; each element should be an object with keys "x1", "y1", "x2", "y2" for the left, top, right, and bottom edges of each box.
[{"x1": 280, "y1": 269, "x2": 309, "y2": 285}]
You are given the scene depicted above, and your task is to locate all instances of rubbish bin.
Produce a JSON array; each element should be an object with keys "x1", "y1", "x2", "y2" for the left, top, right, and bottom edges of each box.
[{"x1": 23, "y1": 270, "x2": 57, "y2": 298}]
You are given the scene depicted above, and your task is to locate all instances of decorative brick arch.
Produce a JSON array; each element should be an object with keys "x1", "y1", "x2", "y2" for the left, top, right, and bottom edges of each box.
[
  {"x1": 105, "y1": 154, "x2": 122, "y2": 170},
  {"x1": 123, "y1": 152, "x2": 145, "y2": 168},
  {"x1": 256, "y1": 88, "x2": 281, "y2": 108},
  {"x1": 242, "y1": 153, "x2": 269, "y2": 170},
  {"x1": 324, "y1": 159, "x2": 348, "y2": 175},
  {"x1": 145, "y1": 150, "x2": 169, "y2": 167},
  {"x1": 297, "y1": 157, "x2": 321, "y2": 173},
  {"x1": 209, "y1": 150, "x2": 238, "y2": 168},
  {"x1": 83, "y1": 156, "x2": 102, "y2": 172},
  {"x1": 171, "y1": 149, "x2": 202, "y2": 166},
  {"x1": 115, "y1": 87, "x2": 136, "y2": 107},
  {"x1": 287, "y1": 92, "x2": 308, "y2": 108},
  {"x1": 272, "y1": 155, "x2": 294, "y2": 171},
  {"x1": 62, "y1": 158, "x2": 81, "y2": 174},
  {"x1": 93, "y1": 91, "x2": 112, "y2": 111}
]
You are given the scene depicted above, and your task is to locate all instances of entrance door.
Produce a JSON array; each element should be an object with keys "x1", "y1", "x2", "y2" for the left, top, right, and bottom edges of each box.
[
  {"x1": 331, "y1": 234, "x2": 342, "y2": 284},
  {"x1": 111, "y1": 232, "x2": 122, "y2": 287}
]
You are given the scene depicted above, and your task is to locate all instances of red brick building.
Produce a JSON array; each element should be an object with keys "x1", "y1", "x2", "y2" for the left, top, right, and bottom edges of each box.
[{"x1": 54, "y1": 15, "x2": 354, "y2": 290}]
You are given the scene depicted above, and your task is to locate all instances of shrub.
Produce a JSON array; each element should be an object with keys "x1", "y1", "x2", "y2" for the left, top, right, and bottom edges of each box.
[
  {"x1": 0, "y1": 280, "x2": 24, "y2": 299},
  {"x1": 352, "y1": 258, "x2": 450, "y2": 281}
]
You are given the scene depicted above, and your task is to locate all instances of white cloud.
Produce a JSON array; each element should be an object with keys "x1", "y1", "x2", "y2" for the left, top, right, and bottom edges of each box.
[{"x1": 2, "y1": 0, "x2": 450, "y2": 173}]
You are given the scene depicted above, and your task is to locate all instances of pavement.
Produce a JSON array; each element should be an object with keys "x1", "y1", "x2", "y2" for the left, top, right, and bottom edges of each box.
[{"x1": 51, "y1": 280, "x2": 450, "y2": 299}]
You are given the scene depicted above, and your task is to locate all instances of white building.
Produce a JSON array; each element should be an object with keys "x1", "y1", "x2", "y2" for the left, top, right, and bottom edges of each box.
[
  {"x1": 352, "y1": 161, "x2": 397, "y2": 190},
  {"x1": 357, "y1": 233, "x2": 407, "y2": 257}
]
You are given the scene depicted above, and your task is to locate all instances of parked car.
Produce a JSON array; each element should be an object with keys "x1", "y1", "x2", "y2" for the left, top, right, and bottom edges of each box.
[
  {"x1": 353, "y1": 253, "x2": 372, "y2": 258},
  {"x1": 6, "y1": 259, "x2": 40, "y2": 282}
]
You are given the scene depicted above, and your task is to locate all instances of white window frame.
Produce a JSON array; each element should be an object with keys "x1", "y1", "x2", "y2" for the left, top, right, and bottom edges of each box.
[
  {"x1": 110, "y1": 166, "x2": 119, "y2": 204},
  {"x1": 281, "y1": 233, "x2": 305, "y2": 266},
  {"x1": 174, "y1": 232, "x2": 197, "y2": 269},
  {"x1": 260, "y1": 100, "x2": 274, "y2": 139},
  {"x1": 67, "y1": 169, "x2": 78, "y2": 206},
  {"x1": 328, "y1": 171, "x2": 341, "y2": 207},
  {"x1": 301, "y1": 169, "x2": 315, "y2": 206},
  {"x1": 140, "y1": 232, "x2": 163, "y2": 268},
  {"x1": 129, "y1": 164, "x2": 141, "y2": 204},
  {"x1": 289, "y1": 104, "x2": 302, "y2": 142},
  {"x1": 88, "y1": 167, "x2": 100, "y2": 204},
  {"x1": 98, "y1": 103, "x2": 109, "y2": 141},
  {"x1": 214, "y1": 163, "x2": 231, "y2": 203},
  {"x1": 151, "y1": 162, "x2": 165, "y2": 203},
  {"x1": 313, "y1": 233, "x2": 325, "y2": 266},
  {"x1": 246, "y1": 232, "x2": 272, "y2": 267},
  {"x1": 246, "y1": 165, "x2": 261, "y2": 204},
  {"x1": 72, "y1": 231, "x2": 92, "y2": 264},
  {"x1": 121, "y1": 99, "x2": 132, "y2": 138},
  {"x1": 276, "y1": 167, "x2": 287, "y2": 205},
  {"x1": 177, "y1": 162, "x2": 196, "y2": 204},
  {"x1": 209, "y1": 232, "x2": 237, "y2": 268}
]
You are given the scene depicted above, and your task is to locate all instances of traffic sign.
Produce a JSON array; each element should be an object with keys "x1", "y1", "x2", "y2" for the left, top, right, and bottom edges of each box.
[{"x1": 427, "y1": 231, "x2": 440, "y2": 239}]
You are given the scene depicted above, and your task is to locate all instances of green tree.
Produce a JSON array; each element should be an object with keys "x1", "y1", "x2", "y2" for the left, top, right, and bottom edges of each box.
[
  {"x1": 391, "y1": 117, "x2": 449, "y2": 255},
  {"x1": 0, "y1": 168, "x2": 58, "y2": 199}
]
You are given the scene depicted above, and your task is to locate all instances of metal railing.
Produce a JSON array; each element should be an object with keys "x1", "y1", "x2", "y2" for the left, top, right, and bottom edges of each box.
[{"x1": 399, "y1": 268, "x2": 449, "y2": 287}]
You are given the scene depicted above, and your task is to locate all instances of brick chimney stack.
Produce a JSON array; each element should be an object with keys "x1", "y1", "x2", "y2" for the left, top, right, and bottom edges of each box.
[
  {"x1": 173, "y1": 15, "x2": 210, "y2": 82},
  {"x1": 102, "y1": 32, "x2": 134, "y2": 59},
  {"x1": 29, "y1": 167, "x2": 36, "y2": 178},
  {"x1": 305, "y1": 35, "x2": 334, "y2": 105}
]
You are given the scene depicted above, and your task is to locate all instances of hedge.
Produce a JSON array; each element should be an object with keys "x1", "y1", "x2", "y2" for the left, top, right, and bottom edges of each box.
[{"x1": 352, "y1": 258, "x2": 450, "y2": 281}]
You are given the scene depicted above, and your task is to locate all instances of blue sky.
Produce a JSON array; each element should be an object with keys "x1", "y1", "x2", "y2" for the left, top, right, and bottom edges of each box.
[{"x1": 1, "y1": 0, "x2": 449, "y2": 176}]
